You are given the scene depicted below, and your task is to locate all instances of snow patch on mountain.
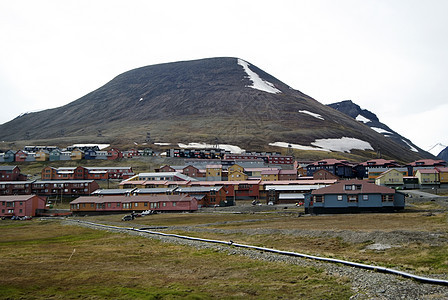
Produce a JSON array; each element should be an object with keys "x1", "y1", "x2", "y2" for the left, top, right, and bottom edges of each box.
[
  {"x1": 299, "y1": 110, "x2": 324, "y2": 120},
  {"x1": 269, "y1": 142, "x2": 329, "y2": 152},
  {"x1": 237, "y1": 59, "x2": 281, "y2": 94},
  {"x1": 371, "y1": 127, "x2": 393, "y2": 135},
  {"x1": 356, "y1": 114, "x2": 371, "y2": 123},
  {"x1": 270, "y1": 137, "x2": 373, "y2": 153},
  {"x1": 178, "y1": 142, "x2": 245, "y2": 154},
  {"x1": 427, "y1": 143, "x2": 447, "y2": 156},
  {"x1": 402, "y1": 139, "x2": 418, "y2": 152},
  {"x1": 311, "y1": 137, "x2": 373, "y2": 153}
]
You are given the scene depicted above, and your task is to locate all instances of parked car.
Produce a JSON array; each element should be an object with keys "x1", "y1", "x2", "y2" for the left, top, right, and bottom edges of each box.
[{"x1": 122, "y1": 215, "x2": 134, "y2": 221}]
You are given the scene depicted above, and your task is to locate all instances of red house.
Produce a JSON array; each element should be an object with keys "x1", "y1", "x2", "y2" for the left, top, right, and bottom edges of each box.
[
  {"x1": 0, "y1": 166, "x2": 27, "y2": 181},
  {"x1": 70, "y1": 194, "x2": 198, "y2": 214},
  {"x1": 0, "y1": 195, "x2": 46, "y2": 217},
  {"x1": 15, "y1": 150, "x2": 28, "y2": 162},
  {"x1": 107, "y1": 148, "x2": 123, "y2": 160}
]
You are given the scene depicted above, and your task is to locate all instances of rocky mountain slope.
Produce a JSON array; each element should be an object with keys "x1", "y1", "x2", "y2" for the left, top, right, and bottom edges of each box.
[
  {"x1": 327, "y1": 100, "x2": 432, "y2": 157},
  {"x1": 0, "y1": 57, "x2": 431, "y2": 162}
]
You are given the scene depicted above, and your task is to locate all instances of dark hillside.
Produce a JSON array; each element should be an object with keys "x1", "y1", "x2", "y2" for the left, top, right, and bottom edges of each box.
[{"x1": 0, "y1": 57, "x2": 431, "y2": 162}]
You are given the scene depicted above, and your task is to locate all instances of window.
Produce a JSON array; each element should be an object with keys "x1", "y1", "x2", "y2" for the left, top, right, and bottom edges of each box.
[
  {"x1": 19, "y1": 209, "x2": 22, "y2": 213},
  {"x1": 348, "y1": 195, "x2": 358, "y2": 202},
  {"x1": 363, "y1": 195, "x2": 369, "y2": 201},
  {"x1": 313, "y1": 195, "x2": 323, "y2": 203},
  {"x1": 82, "y1": 203, "x2": 86, "y2": 208},
  {"x1": 135, "y1": 203, "x2": 138, "y2": 207},
  {"x1": 382, "y1": 195, "x2": 394, "y2": 202},
  {"x1": 107, "y1": 203, "x2": 111, "y2": 208},
  {"x1": 337, "y1": 195, "x2": 343, "y2": 201},
  {"x1": 173, "y1": 202, "x2": 176, "y2": 207},
  {"x1": 116, "y1": 203, "x2": 120, "y2": 207},
  {"x1": 344, "y1": 185, "x2": 352, "y2": 190},
  {"x1": 144, "y1": 202, "x2": 148, "y2": 206}
]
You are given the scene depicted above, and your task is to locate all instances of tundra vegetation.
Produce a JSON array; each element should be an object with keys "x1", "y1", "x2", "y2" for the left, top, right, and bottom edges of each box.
[{"x1": 1, "y1": 200, "x2": 448, "y2": 299}]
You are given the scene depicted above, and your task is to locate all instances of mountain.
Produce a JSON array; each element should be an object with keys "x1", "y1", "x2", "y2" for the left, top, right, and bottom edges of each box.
[
  {"x1": 0, "y1": 57, "x2": 432, "y2": 162},
  {"x1": 327, "y1": 100, "x2": 431, "y2": 156},
  {"x1": 437, "y1": 146, "x2": 448, "y2": 161},
  {"x1": 427, "y1": 143, "x2": 447, "y2": 157}
]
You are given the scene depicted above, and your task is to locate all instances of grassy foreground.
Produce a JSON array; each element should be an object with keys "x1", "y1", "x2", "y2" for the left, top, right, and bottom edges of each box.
[{"x1": 0, "y1": 220, "x2": 352, "y2": 299}]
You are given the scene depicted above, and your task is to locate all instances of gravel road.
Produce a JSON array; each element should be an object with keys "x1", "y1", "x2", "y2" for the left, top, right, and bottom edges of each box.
[{"x1": 65, "y1": 219, "x2": 448, "y2": 299}]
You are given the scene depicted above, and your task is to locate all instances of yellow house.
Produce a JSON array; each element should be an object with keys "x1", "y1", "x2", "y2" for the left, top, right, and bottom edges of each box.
[
  {"x1": 375, "y1": 169, "x2": 404, "y2": 186},
  {"x1": 261, "y1": 169, "x2": 279, "y2": 181},
  {"x1": 436, "y1": 167, "x2": 448, "y2": 184},
  {"x1": 35, "y1": 150, "x2": 50, "y2": 161},
  {"x1": 206, "y1": 164, "x2": 222, "y2": 181},
  {"x1": 228, "y1": 164, "x2": 244, "y2": 174},
  {"x1": 70, "y1": 149, "x2": 85, "y2": 160},
  {"x1": 228, "y1": 169, "x2": 248, "y2": 181},
  {"x1": 415, "y1": 169, "x2": 439, "y2": 185}
]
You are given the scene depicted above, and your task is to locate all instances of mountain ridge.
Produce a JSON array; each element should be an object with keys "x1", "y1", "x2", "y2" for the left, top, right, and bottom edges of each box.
[{"x1": 0, "y1": 57, "x2": 432, "y2": 162}]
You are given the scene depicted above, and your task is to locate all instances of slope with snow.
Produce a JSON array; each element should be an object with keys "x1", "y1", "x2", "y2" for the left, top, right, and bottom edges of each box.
[
  {"x1": 355, "y1": 115, "x2": 371, "y2": 123},
  {"x1": 371, "y1": 127, "x2": 393, "y2": 135},
  {"x1": 427, "y1": 143, "x2": 447, "y2": 156},
  {"x1": 178, "y1": 142, "x2": 245, "y2": 154},
  {"x1": 237, "y1": 59, "x2": 281, "y2": 94},
  {"x1": 270, "y1": 137, "x2": 373, "y2": 153},
  {"x1": 299, "y1": 110, "x2": 324, "y2": 120}
]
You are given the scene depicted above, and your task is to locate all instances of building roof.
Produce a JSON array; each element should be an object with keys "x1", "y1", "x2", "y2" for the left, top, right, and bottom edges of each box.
[
  {"x1": 359, "y1": 159, "x2": 399, "y2": 167},
  {"x1": 33, "y1": 180, "x2": 96, "y2": 184},
  {"x1": 261, "y1": 169, "x2": 280, "y2": 175},
  {"x1": 176, "y1": 186, "x2": 223, "y2": 193},
  {"x1": 0, "y1": 195, "x2": 43, "y2": 201},
  {"x1": 409, "y1": 159, "x2": 447, "y2": 167},
  {"x1": 70, "y1": 194, "x2": 194, "y2": 204},
  {"x1": 307, "y1": 159, "x2": 351, "y2": 167},
  {"x1": 266, "y1": 185, "x2": 327, "y2": 191},
  {"x1": 416, "y1": 169, "x2": 439, "y2": 174},
  {"x1": 0, "y1": 165, "x2": 18, "y2": 171},
  {"x1": 436, "y1": 167, "x2": 448, "y2": 172},
  {"x1": 311, "y1": 179, "x2": 395, "y2": 195},
  {"x1": 91, "y1": 189, "x2": 136, "y2": 195},
  {"x1": 278, "y1": 193, "x2": 305, "y2": 200}
]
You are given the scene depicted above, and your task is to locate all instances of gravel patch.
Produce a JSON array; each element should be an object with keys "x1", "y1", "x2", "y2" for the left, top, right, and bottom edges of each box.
[{"x1": 64, "y1": 219, "x2": 448, "y2": 299}]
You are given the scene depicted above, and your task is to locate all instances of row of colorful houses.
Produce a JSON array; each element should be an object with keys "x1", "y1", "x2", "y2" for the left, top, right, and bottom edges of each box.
[{"x1": 0, "y1": 180, "x2": 100, "y2": 197}]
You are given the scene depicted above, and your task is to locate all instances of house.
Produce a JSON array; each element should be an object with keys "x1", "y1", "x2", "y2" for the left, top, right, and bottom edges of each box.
[
  {"x1": 304, "y1": 179, "x2": 405, "y2": 214},
  {"x1": 355, "y1": 159, "x2": 401, "y2": 178},
  {"x1": 408, "y1": 159, "x2": 447, "y2": 175},
  {"x1": 95, "y1": 151, "x2": 108, "y2": 160},
  {"x1": 175, "y1": 186, "x2": 226, "y2": 207},
  {"x1": 107, "y1": 148, "x2": 123, "y2": 160},
  {"x1": 278, "y1": 169, "x2": 298, "y2": 181},
  {"x1": 436, "y1": 167, "x2": 448, "y2": 186},
  {"x1": 206, "y1": 165, "x2": 222, "y2": 181},
  {"x1": 265, "y1": 184, "x2": 327, "y2": 205},
  {"x1": 375, "y1": 169, "x2": 404, "y2": 187},
  {"x1": 25, "y1": 152, "x2": 36, "y2": 162},
  {"x1": 84, "y1": 149, "x2": 97, "y2": 160},
  {"x1": 70, "y1": 194, "x2": 198, "y2": 214},
  {"x1": 261, "y1": 169, "x2": 279, "y2": 181},
  {"x1": 31, "y1": 180, "x2": 100, "y2": 196},
  {"x1": 414, "y1": 169, "x2": 439, "y2": 187},
  {"x1": 15, "y1": 150, "x2": 28, "y2": 162},
  {"x1": 306, "y1": 159, "x2": 354, "y2": 178},
  {"x1": 0, "y1": 181, "x2": 34, "y2": 195},
  {"x1": 0, "y1": 166, "x2": 26, "y2": 181},
  {"x1": 367, "y1": 167, "x2": 409, "y2": 181},
  {"x1": 0, "y1": 195, "x2": 47, "y2": 218},
  {"x1": 182, "y1": 165, "x2": 206, "y2": 179},
  {"x1": 3, "y1": 150, "x2": 15, "y2": 163},
  {"x1": 70, "y1": 149, "x2": 85, "y2": 160},
  {"x1": 35, "y1": 150, "x2": 50, "y2": 162},
  {"x1": 312, "y1": 169, "x2": 339, "y2": 180}
]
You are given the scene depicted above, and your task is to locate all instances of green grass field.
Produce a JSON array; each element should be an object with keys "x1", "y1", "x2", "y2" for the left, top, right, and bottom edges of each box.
[{"x1": 0, "y1": 219, "x2": 352, "y2": 299}]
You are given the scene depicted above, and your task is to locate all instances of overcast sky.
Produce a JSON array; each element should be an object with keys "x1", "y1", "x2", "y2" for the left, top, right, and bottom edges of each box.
[{"x1": 1, "y1": 0, "x2": 447, "y2": 150}]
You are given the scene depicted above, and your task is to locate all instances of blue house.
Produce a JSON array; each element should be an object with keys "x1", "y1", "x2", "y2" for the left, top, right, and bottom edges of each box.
[
  {"x1": 84, "y1": 149, "x2": 97, "y2": 160},
  {"x1": 306, "y1": 159, "x2": 354, "y2": 178},
  {"x1": 304, "y1": 179, "x2": 405, "y2": 214},
  {"x1": 3, "y1": 150, "x2": 15, "y2": 163}
]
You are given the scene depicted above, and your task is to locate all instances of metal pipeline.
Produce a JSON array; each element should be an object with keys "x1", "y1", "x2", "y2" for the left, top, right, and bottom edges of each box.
[{"x1": 75, "y1": 220, "x2": 448, "y2": 286}]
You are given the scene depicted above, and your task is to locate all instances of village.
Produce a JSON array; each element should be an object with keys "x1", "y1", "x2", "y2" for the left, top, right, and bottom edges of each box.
[{"x1": 1, "y1": 144, "x2": 447, "y2": 219}]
